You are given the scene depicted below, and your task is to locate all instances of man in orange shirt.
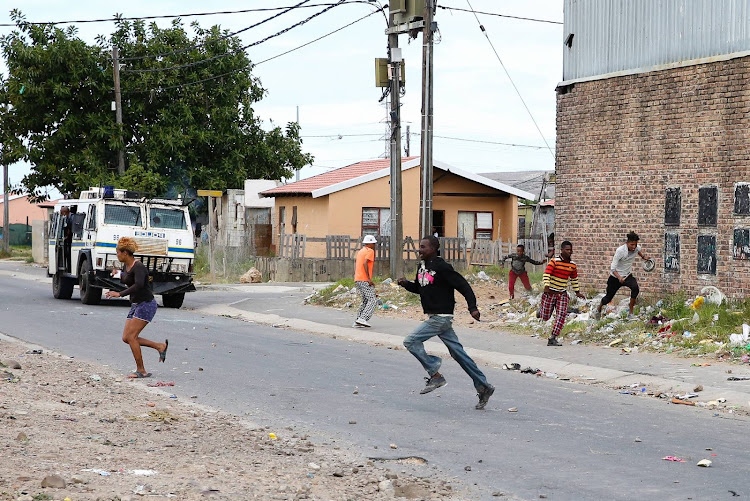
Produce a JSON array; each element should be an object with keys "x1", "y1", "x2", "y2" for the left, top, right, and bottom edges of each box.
[{"x1": 353, "y1": 235, "x2": 378, "y2": 327}]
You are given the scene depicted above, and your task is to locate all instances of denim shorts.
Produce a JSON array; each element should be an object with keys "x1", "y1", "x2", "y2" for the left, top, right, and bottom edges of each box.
[{"x1": 127, "y1": 298, "x2": 158, "y2": 323}]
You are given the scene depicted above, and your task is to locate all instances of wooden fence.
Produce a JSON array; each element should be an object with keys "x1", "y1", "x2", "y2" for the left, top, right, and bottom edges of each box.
[{"x1": 276, "y1": 233, "x2": 544, "y2": 268}]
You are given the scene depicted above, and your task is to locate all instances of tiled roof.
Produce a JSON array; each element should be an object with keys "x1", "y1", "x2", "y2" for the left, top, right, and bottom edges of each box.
[{"x1": 260, "y1": 157, "x2": 418, "y2": 196}]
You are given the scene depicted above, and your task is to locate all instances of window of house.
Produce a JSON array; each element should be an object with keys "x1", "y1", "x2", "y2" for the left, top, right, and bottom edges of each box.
[
  {"x1": 291, "y1": 206, "x2": 298, "y2": 233},
  {"x1": 664, "y1": 188, "x2": 681, "y2": 226},
  {"x1": 698, "y1": 186, "x2": 718, "y2": 226},
  {"x1": 362, "y1": 208, "x2": 391, "y2": 237},
  {"x1": 697, "y1": 235, "x2": 717, "y2": 275},
  {"x1": 664, "y1": 232, "x2": 680, "y2": 272},
  {"x1": 458, "y1": 211, "x2": 493, "y2": 241},
  {"x1": 735, "y1": 184, "x2": 750, "y2": 215},
  {"x1": 518, "y1": 216, "x2": 526, "y2": 240},
  {"x1": 734, "y1": 228, "x2": 750, "y2": 260}
]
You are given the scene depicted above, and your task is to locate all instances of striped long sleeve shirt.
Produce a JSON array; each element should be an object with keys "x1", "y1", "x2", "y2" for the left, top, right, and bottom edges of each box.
[{"x1": 542, "y1": 257, "x2": 580, "y2": 293}]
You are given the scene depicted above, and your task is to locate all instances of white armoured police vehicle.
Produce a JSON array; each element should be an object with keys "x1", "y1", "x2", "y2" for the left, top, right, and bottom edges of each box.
[{"x1": 48, "y1": 187, "x2": 196, "y2": 308}]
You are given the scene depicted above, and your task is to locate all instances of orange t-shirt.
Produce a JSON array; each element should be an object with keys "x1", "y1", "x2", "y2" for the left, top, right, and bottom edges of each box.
[{"x1": 354, "y1": 246, "x2": 375, "y2": 281}]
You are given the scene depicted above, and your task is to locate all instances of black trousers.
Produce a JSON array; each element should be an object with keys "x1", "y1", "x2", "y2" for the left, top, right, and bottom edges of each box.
[{"x1": 600, "y1": 274, "x2": 639, "y2": 306}]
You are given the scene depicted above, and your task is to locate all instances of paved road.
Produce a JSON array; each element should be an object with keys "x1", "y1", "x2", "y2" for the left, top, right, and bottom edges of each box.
[{"x1": 1, "y1": 262, "x2": 749, "y2": 500}]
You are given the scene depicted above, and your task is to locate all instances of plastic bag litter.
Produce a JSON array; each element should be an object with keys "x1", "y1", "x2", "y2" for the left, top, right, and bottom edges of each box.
[
  {"x1": 729, "y1": 327, "x2": 750, "y2": 346},
  {"x1": 700, "y1": 286, "x2": 726, "y2": 305}
]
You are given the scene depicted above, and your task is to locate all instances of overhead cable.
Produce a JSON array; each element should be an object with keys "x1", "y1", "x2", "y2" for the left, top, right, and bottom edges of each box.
[
  {"x1": 128, "y1": 5, "x2": 382, "y2": 92},
  {"x1": 303, "y1": 131, "x2": 551, "y2": 150},
  {"x1": 0, "y1": 2, "x2": 383, "y2": 27},
  {"x1": 121, "y1": 1, "x2": 346, "y2": 74},
  {"x1": 254, "y1": 6, "x2": 386, "y2": 65},
  {"x1": 119, "y1": 0, "x2": 312, "y2": 62},
  {"x1": 464, "y1": 0, "x2": 555, "y2": 159},
  {"x1": 437, "y1": 5, "x2": 562, "y2": 25}
]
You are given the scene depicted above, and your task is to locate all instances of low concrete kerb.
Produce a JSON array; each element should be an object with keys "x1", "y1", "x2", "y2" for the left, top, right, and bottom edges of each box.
[{"x1": 196, "y1": 304, "x2": 750, "y2": 412}]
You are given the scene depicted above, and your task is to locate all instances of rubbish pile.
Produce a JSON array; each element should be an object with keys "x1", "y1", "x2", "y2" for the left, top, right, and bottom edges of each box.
[{"x1": 487, "y1": 287, "x2": 750, "y2": 362}]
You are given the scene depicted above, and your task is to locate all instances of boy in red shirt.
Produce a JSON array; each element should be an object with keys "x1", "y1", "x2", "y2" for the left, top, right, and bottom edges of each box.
[
  {"x1": 540, "y1": 241, "x2": 585, "y2": 346},
  {"x1": 353, "y1": 235, "x2": 377, "y2": 327}
]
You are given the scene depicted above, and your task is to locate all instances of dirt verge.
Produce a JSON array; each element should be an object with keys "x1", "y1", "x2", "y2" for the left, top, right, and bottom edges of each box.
[{"x1": 0, "y1": 337, "x2": 459, "y2": 501}]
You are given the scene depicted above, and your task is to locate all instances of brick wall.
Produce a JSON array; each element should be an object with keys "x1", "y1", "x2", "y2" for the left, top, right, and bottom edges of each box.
[{"x1": 556, "y1": 56, "x2": 750, "y2": 299}]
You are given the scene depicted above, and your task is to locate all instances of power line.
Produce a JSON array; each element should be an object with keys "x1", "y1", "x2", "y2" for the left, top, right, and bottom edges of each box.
[
  {"x1": 129, "y1": 6, "x2": 384, "y2": 92},
  {"x1": 254, "y1": 5, "x2": 386, "y2": 65},
  {"x1": 122, "y1": 1, "x2": 346, "y2": 74},
  {"x1": 120, "y1": 0, "x2": 312, "y2": 63},
  {"x1": 437, "y1": 5, "x2": 562, "y2": 25},
  {"x1": 301, "y1": 133, "x2": 382, "y2": 138},
  {"x1": 464, "y1": 0, "x2": 555, "y2": 159},
  {"x1": 302, "y1": 131, "x2": 551, "y2": 150},
  {"x1": 0, "y1": 2, "x2": 384, "y2": 27},
  {"x1": 414, "y1": 132, "x2": 552, "y2": 150}
]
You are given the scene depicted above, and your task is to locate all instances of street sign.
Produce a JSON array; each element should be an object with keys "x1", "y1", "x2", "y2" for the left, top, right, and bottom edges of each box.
[{"x1": 197, "y1": 190, "x2": 222, "y2": 197}]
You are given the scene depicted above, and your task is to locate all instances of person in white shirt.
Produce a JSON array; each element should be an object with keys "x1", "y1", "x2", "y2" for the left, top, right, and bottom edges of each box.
[{"x1": 594, "y1": 231, "x2": 650, "y2": 320}]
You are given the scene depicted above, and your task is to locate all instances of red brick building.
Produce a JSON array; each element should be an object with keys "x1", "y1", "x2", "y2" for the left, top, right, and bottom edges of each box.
[{"x1": 556, "y1": 0, "x2": 750, "y2": 298}]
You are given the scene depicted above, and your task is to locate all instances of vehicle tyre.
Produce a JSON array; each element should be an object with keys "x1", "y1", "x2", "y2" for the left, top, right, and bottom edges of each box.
[
  {"x1": 53, "y1": 272, "x2": 74, "y2": 299},
  {"x1": 79, "y1": 260, "x2": 102, "y2": 305},
  {"x1": 162, "y1": 293, "x2": 185, "y2": 309}
]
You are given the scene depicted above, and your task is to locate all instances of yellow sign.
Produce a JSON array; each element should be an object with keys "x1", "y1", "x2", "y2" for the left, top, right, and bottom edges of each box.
[{"x1": 197, "y1": 190, "x2": 223, "y2": 197}]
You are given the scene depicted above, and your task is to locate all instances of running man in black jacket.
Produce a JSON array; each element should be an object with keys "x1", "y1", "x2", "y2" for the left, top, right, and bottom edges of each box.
[{"x1": 397, "y1": 236, "x2": 495, "y2": 410}]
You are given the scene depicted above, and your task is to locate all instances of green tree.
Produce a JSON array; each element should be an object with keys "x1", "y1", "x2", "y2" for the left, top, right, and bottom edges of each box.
[{"x1": 0, "y1": 11, "x2": 312, "y2": 199}]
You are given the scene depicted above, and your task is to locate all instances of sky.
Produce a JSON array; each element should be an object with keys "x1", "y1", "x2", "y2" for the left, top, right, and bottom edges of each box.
[{"x1": 0, "y1": 0, "x2": 563, "y2": 195}]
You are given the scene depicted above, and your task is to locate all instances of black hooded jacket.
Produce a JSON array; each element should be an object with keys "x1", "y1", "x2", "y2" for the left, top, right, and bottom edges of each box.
[{"x1": 400, "y1": 257, "x2": 477, "y2": 314}]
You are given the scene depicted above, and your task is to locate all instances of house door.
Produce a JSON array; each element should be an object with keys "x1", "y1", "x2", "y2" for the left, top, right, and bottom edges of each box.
[
  {"x1": 457, "y1": 211, "x2": 474, "y2": 248},
  {"x1": 248, "y1": 208, "x2": 272, "y2": 255}
]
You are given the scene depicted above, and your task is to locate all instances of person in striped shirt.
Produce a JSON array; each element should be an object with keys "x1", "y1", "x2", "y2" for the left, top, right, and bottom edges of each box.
[{"x1": 540, "y1": 240, "x2": 585, "y2": 346}]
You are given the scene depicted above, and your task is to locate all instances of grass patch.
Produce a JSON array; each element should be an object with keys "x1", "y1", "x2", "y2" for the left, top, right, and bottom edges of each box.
[
  {"x1": 561, "y1": 291, "x2": 750, "y2": 358},
  {"x1": 0, "y1": 245, "x2": 32, "y2": 261},
  {"x1": 192, "y1": 245, "x2": 256, "y2": 284}
]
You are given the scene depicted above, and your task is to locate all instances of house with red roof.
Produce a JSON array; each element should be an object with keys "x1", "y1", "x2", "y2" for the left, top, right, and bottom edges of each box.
[{"x1": 259, "y1": 157, "x2": 535, "y2": 259}]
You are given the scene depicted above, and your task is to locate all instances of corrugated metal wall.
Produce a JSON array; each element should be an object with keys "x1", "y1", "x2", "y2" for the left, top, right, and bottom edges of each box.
[{"x1": 563, "y1": 0, "x2": 750, "y2": 81}]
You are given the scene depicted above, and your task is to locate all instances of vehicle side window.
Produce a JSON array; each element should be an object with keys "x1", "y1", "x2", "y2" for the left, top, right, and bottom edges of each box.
[
  {"x1": 55, "y1": 213, "x2": 65, "y2": 239},
  {"x1": 72, "y1": 213, "x2": 86, "y2": 238},
  {"x1": 50, "y1": 213, "x2": 58, "y2": 238},
  {"x1": 85, "y1": 205, "x2": 97, "y2": 231}
]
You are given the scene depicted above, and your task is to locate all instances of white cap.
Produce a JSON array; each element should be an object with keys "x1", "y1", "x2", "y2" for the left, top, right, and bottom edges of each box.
[{"x1": 362, "y1": 235, "x2": 378, "y2": 244}]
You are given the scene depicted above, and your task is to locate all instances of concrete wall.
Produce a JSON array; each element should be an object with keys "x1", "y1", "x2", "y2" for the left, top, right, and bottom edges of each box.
[
  {"x1": 556, "y1": 55, "x2": 750, "y2": 298},
  {"x1": 31, "y1": 219, "x2": 48, "y2": 264},
  {"x1": 0, "y1": 196, "x2": 48, "y2": 225}
]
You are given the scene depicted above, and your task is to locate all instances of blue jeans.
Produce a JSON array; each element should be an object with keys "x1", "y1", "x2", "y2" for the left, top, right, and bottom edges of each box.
[{"x1": 403, "y1": 315, "x2": 490, "y2": 392}]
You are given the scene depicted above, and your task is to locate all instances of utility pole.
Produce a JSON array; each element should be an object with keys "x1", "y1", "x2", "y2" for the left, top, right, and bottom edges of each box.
[
  {"x1": 112, "y1": 47, "x2": 125, "y2": 175},
  {"x1": 2, "y1": 164, "x2": 8, "y2": 254},
  {"x1": 419, "y1": 0, "x2": 435, "y2": 239},
  {"x1": 388, "y1": 30, "x2": 403, "y2": 280},
  {"x1": 295, "y1": 106, "x2": 300, "y2": 182},
  {"x1": 405, "y1": 124, "x2": 410, "y2": 156}
]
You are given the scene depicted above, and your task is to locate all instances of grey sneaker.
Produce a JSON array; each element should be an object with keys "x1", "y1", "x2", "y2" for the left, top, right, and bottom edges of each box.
[
  {"x1": 355, "y1": 318, "x2": 371, "y2": 327},
  {"x1": 420, "y1": 375, "x2": 447, "y2": 394},
  {"x1": 475, "y1": 384, "x2": 495, "y2": 410},
  {"x1": 547, "y1": 337, "x2": 562, "y2": 346},
  {"x1": 352, "y1": 322, "x2": 362, "y2": 328},
  {"x1": 594, "y1": 308, "x2": 602, "y2": 320}
]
